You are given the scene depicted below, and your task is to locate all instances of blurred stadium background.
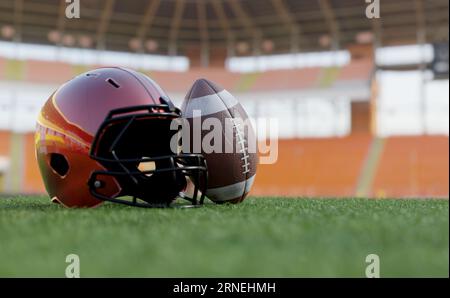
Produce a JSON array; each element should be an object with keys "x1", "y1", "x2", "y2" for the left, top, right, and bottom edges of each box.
[{"x1": 0, "y1": 0, "x2": 448, "y2": 199}]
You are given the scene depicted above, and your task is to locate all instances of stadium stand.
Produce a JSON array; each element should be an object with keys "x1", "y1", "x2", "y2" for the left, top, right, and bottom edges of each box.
[
  {"x1": 26, "y1": 60, "x2": 73, "y2": 84},
  {"x1": 0, "y1": 57, "x2": 372, "y2": 89},
  {"x1": 254, "y1": 136, "x2": 373, "y2": 197},
  {"x1": 0, "y1": 53, "x2": 448, "y2": 198},
  {"x1": 249, "y1": 68, "x2": 322, "y2": 91},
  {"x1": 5, "y1": 132, "x2": 448, "y2": 198},
  {"x1": 0, "y1": 130, "x2": 11, "y2": 193},
  {"x1": 23, "y1": 133, "x2": 42, "y2": 194},
  {"x1": 372, "y1": 136, "x2": 449, "y2": 197}
]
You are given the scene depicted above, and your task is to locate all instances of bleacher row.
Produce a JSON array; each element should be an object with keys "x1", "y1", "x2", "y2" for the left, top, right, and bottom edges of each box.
[
  {"x1": 0, "y1": 131, "x2": 448, "y2": 198},
  {"x1": 254, "y1": 136, "x2": 449, "y2": 198},
  {"x1": 0, "y1": 57, "x2": 373, "y2": 93}
]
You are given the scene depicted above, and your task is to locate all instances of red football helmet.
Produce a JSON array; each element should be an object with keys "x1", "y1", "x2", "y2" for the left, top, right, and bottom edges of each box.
[{"x1": 35, "y1": 67, "x2": 207, "y2": 208}]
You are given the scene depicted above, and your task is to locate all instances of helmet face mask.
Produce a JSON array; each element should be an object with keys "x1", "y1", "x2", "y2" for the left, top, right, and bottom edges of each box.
[
  {"x1": 88, "y1": 104, "x2": 208, "y2": 208},
  {"x1": 36, "y1": 67, "x2": 207, "y2": 208}
]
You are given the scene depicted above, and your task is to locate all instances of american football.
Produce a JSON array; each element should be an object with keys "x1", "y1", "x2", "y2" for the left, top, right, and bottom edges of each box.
[
  {"x1": 0, "y1": 0, "x2": 448, "y2": 284},
  {"x1": 181, "y1": 78, "x2": 258, "y2": 204}
]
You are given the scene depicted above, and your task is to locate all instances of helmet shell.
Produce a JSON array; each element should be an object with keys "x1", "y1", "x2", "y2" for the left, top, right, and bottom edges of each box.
[{"x1": 36, "y1": 67, "x2": 171, "y2": 207}]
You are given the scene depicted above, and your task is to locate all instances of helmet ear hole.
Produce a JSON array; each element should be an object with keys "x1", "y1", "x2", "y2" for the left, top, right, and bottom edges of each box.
[{"x1": 49, "y1": 153, "x2": 69, "y2": 177}]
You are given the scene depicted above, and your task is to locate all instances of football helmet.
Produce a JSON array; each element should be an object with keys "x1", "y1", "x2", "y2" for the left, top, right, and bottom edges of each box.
[{"x1": 35, "y1": 67, "x2": 207, "y2": 208}]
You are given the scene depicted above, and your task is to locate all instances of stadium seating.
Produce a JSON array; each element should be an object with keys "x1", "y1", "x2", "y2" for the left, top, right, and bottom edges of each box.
[
  {"x1": 0, "y1": 57, "x2": 448, "y2": 198},
  {"x1": 0, "y1": 130, "x2": 11, "y2": 193},
  {"x1": 26, "y1": 60, "x2": 73, "y2": 84},
  {"x1": 23, "y1": 133, "x2": 43, "y2": 194},
  {"x1": 249, "y1": 68, "x2": 322, "y2": 92},
  {"x1": 372, "y1": 136, "x2": 449, "y2": 197},
  {"x1": 0, "y1": 130, "x2": 11, "y2": 156},
  {"x1": 9, "y1": 131, "x2": 449, "y2": 198},
  {"x1": 0, "y1": 58, "x2": 372, "y2": 92},
  {"x1": 337, "y1": 59, "x2": 373, "y2": 81},
  {"x1": 253, "y1": 136, "x2": 373, "y2": 197}
]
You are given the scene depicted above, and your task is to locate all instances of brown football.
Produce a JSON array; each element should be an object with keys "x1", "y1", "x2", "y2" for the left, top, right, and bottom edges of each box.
[{"x1": 181, "y1": 79, "x2": 258, "y2": 204}]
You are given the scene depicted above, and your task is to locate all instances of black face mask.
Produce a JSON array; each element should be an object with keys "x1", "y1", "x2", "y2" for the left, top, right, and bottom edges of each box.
[{"x1": 88, "y1": 104, "x2": 207, "y2": 208}]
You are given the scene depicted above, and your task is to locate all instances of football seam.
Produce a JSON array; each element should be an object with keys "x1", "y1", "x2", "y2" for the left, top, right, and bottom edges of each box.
[
  {"x1": 230, "y1": 116, "x2": 250, "y2": 175},
  {"x1": 214, "y1": 88, "x2": 251, "y2": 201}
]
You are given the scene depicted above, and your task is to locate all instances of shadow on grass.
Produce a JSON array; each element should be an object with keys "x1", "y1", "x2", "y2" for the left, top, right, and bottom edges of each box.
[{"x1": 0, "y1": 197, "x2": 220, "y2": 212}]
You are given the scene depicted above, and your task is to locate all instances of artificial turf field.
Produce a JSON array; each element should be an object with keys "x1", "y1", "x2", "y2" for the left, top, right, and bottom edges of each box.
[{"x1": 0, "y1": 196, "x2": 448, "y2": 277}]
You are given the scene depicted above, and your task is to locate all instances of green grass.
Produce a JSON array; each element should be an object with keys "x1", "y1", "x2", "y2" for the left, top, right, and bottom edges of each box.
[{"x1": 0, "y1": 196, "x2": 448, "y2": 277}]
